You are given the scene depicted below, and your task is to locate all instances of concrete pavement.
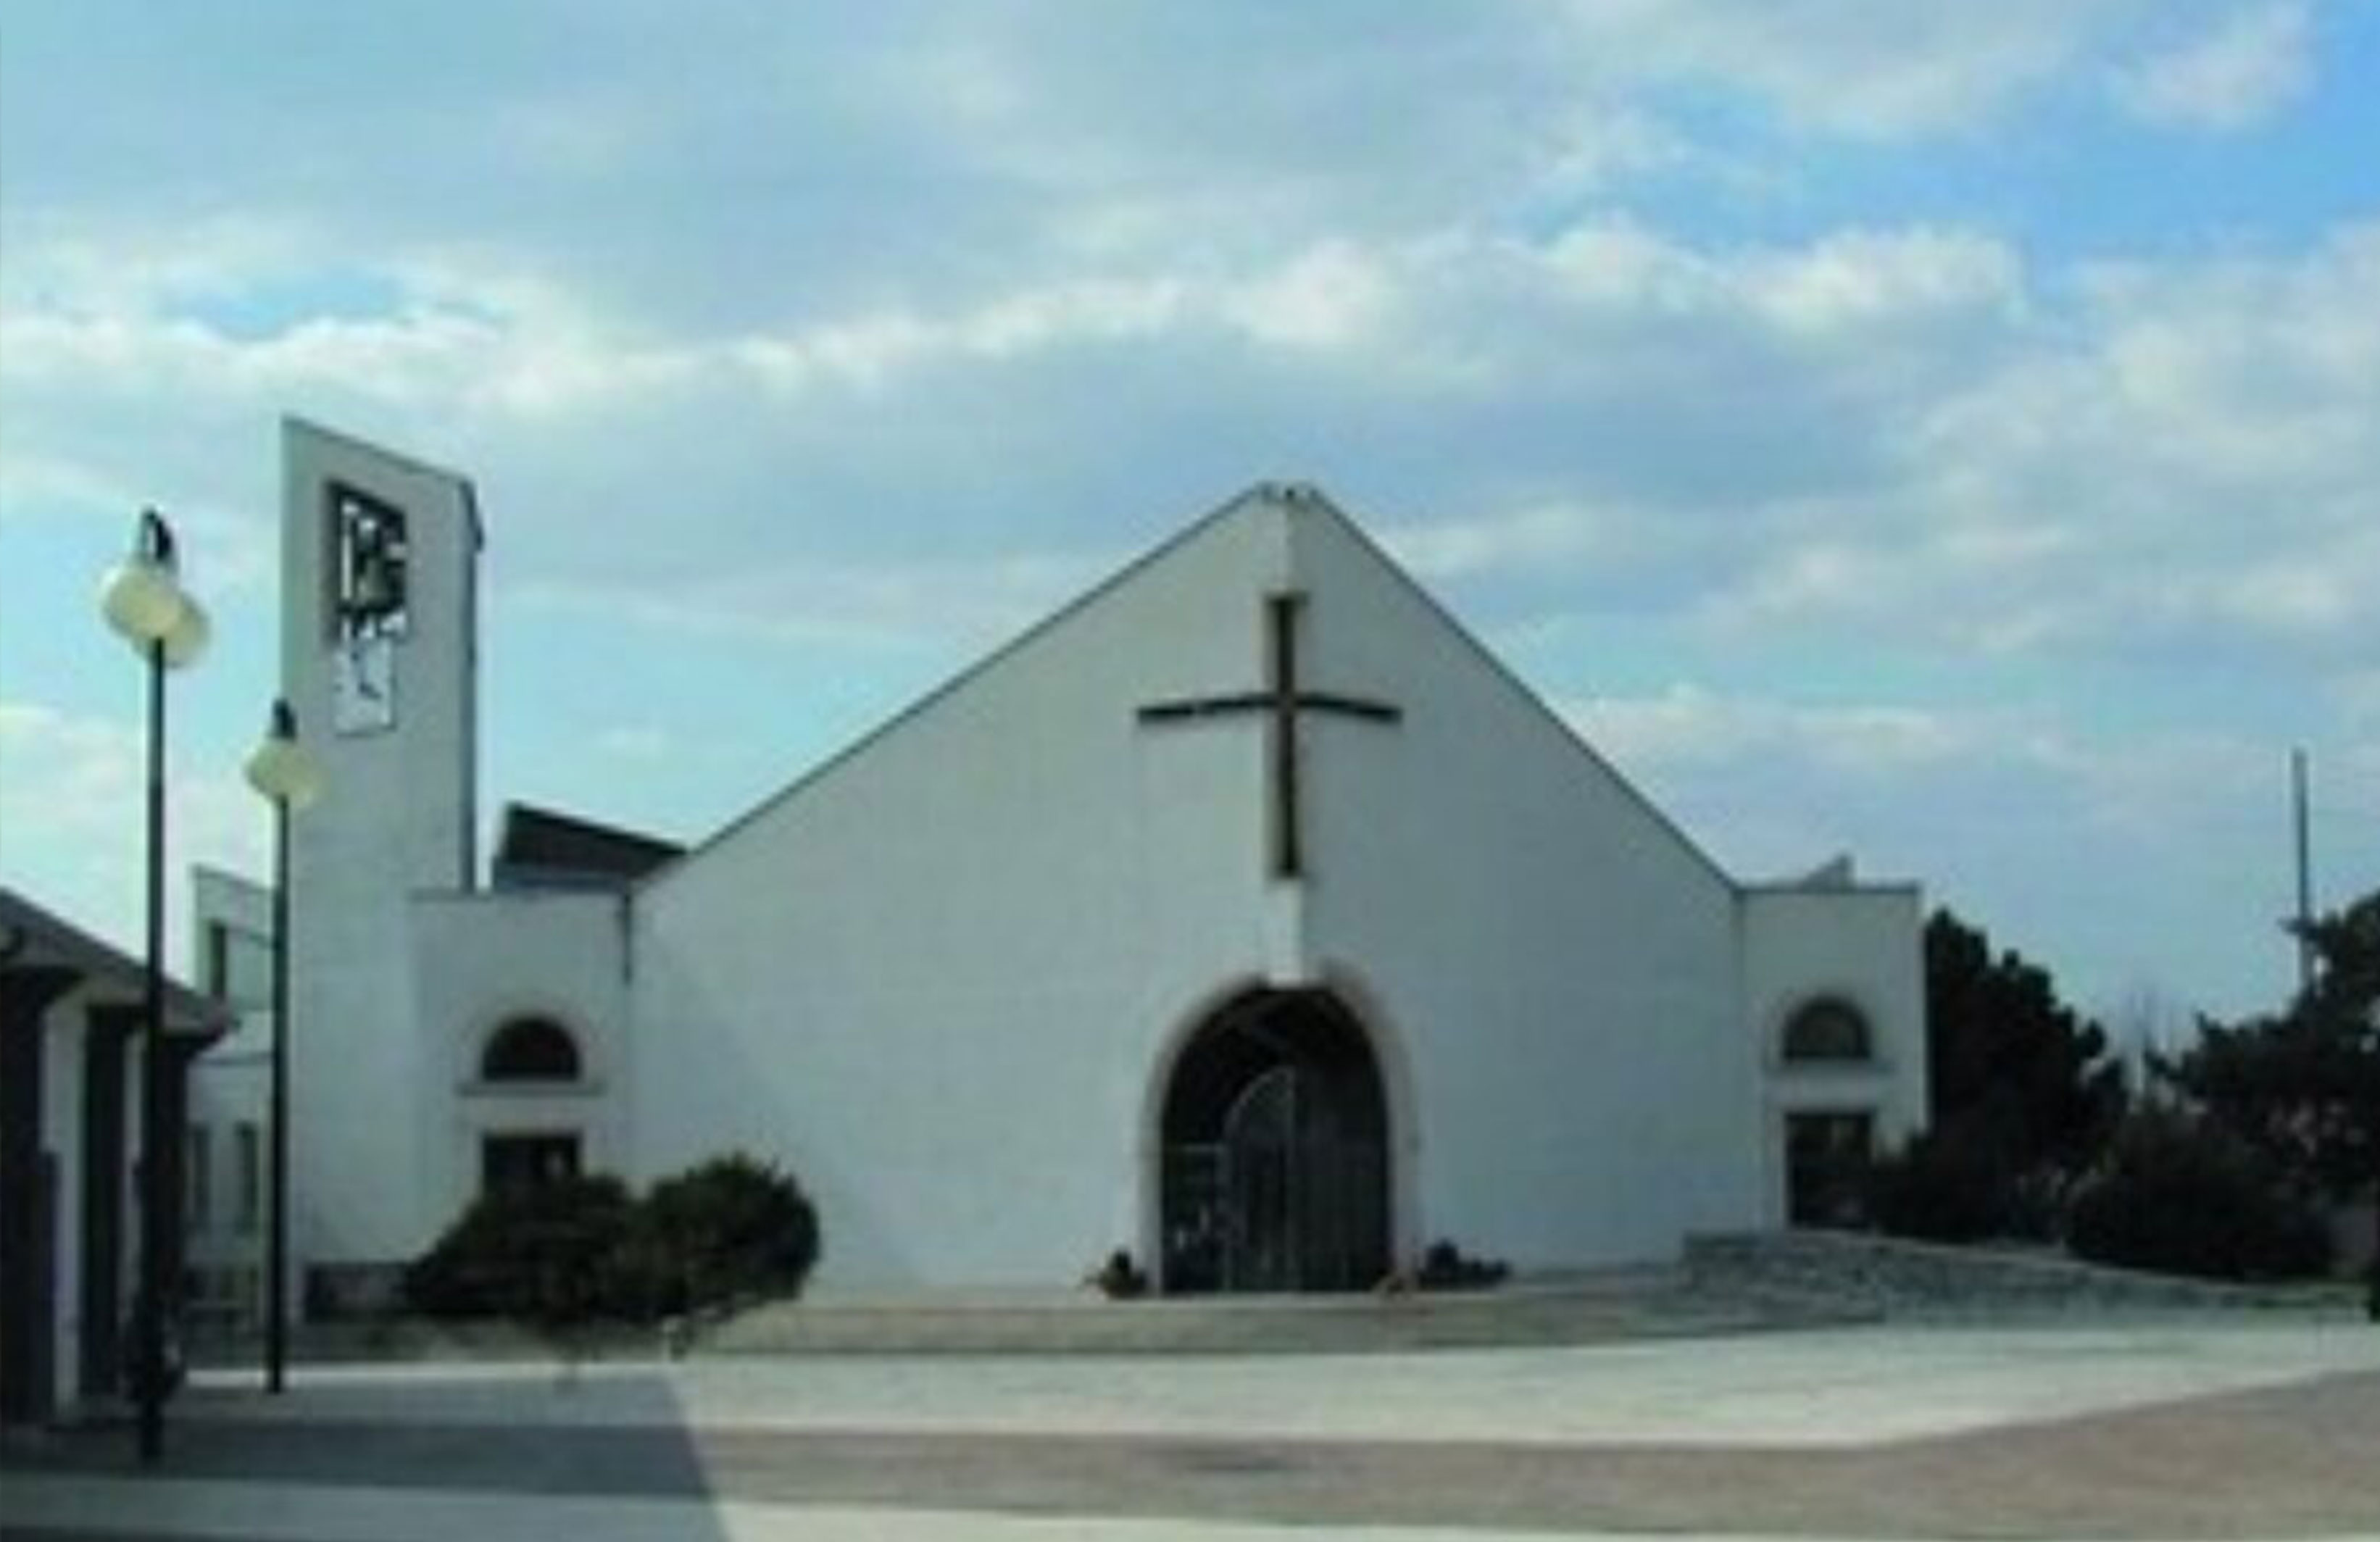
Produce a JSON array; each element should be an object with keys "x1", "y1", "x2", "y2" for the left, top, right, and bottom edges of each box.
[{"x1": 7, "y1": 1317, "x2": 2379, "y2": 1540}]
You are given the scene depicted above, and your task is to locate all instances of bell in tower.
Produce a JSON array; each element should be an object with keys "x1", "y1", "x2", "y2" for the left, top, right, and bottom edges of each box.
[{"x1": 328, "y1": 483, "x2": 409, "y2": 735}]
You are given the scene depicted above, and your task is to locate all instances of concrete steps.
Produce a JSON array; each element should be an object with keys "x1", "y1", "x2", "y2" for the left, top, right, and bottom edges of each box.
[
  {"x1": 698, "y1": 1266, "x2": 1871, "y2": 1356},
  {"x1": 204, "y1": 1233, "x2": 2363, "y2": 1370}
]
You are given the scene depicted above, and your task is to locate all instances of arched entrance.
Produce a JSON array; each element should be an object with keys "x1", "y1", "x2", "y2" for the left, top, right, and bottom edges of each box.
[{"x1": 1158, "y1": 988, "x2": 1389, "y2": 1293}]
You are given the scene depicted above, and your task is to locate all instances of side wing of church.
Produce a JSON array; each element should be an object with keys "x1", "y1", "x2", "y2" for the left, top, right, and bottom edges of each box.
[{"x1": 266, "y1": 421, "x2": 1925, "y2": 1306}]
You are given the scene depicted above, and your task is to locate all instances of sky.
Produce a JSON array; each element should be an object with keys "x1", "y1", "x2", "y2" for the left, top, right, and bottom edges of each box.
[{"x1": 2, "y1": 1, "x2": 2376, "y2": 1033}]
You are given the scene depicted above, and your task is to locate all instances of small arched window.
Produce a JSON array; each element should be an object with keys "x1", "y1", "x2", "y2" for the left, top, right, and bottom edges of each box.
[
  {"x1": 480, "y1": 1017, "x2": 582, "y2": 1083},
  {"x1": 1781, "y1": 997, "x2": 1872, "y2": 1064}
]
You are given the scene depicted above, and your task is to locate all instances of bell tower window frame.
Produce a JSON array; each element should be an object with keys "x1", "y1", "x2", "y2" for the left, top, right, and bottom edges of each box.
[
  {"x1": 324, "y1": 481, "x2": 411, "y2": 736},
  {"x1": 325, "y1": 481, "x2": 412, "y2": 645}
]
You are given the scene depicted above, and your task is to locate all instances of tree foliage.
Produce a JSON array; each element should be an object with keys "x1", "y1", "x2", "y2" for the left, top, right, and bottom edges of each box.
[
  {"x1": 405, "y1": 1173, "x2": 639, "y2": 1327},
  {"x1": 1923, "y1": 909, "x2": 2130, "y2": 1179},
  {"x1": 2066, "y1": 1101, "x2": 2332, "y2": 1281},
  {"x1": 1868, "y1": 911, "x2": 2126, "y2": 1243},
  {"x1": 405, "y1": 1154, "x2": 820, "y2": 1325},
  {"x1": 2161, "y1": 890, "x2": 2380, "y2": 1206},
  {"x1": 1868, "y1": 1125, "x2": 2048, "y2": 1243},
  {"x1": 638, "y1": 1154, "x2": 822, "y2": 1316}
]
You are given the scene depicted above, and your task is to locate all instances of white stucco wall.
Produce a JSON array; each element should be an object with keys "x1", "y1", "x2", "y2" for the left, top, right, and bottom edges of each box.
[
  {"x1": 633, "y1": 495, "x2": 1296, "y2": 1288},
  {"x1": 407, "y1": 889, "x2": 628, "y2": 1235},
  {"x1": 282, "y1": 420, "x2": 481, "y2": 1273},
  {"x1": 1292, "y1": 505, "x2": 1764, "y2": 1270},
  {"x1": 42, "y1": 1000, "x2": 86, "y2": 1415},
  {"x1": 262, "y1": 433, "x2": 1933, "y2": 1296},
  {"x1": 186, "y1": 869, "x2": 270, "y2": 1320},
  {"x1": 25, "y1": 985, "x2": 154, "y2": 1415},
  {"x1": 628, "y1": 488, "x2": 1923, "y2": 1289},
  {"x1": 1742, "y1": 883, "x2": 1929, "y2": 1222}
]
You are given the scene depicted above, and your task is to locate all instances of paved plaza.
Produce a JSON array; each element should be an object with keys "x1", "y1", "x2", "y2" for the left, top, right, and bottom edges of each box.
[{"x1": 7, "y1": 1318, "x2": 2380, "y2": 1540}]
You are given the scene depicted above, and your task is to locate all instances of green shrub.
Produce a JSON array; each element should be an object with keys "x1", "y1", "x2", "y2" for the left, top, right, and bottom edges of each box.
[
  {"x1": 2066, "y1": 1106, "x2": 2333, "y2": 1281},
  {"x1": 1086, "y1": 1249, "x2": 1148, "y2": 1299},
  {"x1": 1418, "y1": 1239, "x2": 1508, "y2": 1289},
  {"x1": 1865, "y1": 1125, "x2": 2065, "y2": 1243},
  {"x1": 404, "y1": 1153, "x2": 819, "y2": 1326},
  {"x1": 639, "y1": 1154, "x2": 820, "y2": 1314},
  {"x1": 404, "y1": 1174, "x2": 637, "y2": 1325},
  {"x1": 1867, "y1": 1130, "x2": 2015, "y2": 1243}
]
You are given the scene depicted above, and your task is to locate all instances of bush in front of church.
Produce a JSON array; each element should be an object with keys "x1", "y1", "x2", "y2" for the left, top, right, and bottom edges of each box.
[
  {"x1": 2065, "y1": 1104, "x2": 2333, "y2": 1282},
  {"x1": 405, "y1": 1155, "x2": 820, "y2": 1325},
  {"x1": 1865, "y1": 1127, "x2": 2050, "y2": 1243},
  {"x1": 631, "y1": 1154, "x2": 820, "y2": 1316},
  {"x1": 405, "y1": 1173, "x2": 640, "y2": 1325}
]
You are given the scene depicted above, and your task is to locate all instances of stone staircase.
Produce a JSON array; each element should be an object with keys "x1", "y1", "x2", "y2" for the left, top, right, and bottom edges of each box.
[
  {"x1": 697, "y1": 1263, "x2": 1868, "y2": 1356},
  {"x1": 701, "y1": 1234, "x2": 2359, "y2": 1356},
  {"x1": 209, "y1": 1233, "x2": 2359, "y2": 1368}
]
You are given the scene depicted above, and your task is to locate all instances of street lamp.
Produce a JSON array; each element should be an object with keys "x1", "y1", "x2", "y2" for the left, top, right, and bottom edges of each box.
[
  {"x1": 243, "y1": 699, "x2": 321, "y2": 1394},
  {"x1": 96, "y1": 507, "x2": 208, "y2": 1464}
]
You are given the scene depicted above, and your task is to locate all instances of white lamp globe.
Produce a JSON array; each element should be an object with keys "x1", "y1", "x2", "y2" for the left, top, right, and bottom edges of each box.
[
  {"x1": 244, "y1": 701, "x2": 324, "y2": 809},
  {"x1": 99, "y1": 509, "x2": 191, "y2": 649},
  {"x1": 99, "y1": 554, "x2": 183, "y2": 644},
  {"x1": 159, "y1": 593, "x2": 210, "y2": 669}
]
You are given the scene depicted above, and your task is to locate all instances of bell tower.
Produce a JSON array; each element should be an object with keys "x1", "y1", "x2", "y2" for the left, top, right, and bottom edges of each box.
[{"x1": 280, "y1": 417, "x2": 481, "y2": 1305}]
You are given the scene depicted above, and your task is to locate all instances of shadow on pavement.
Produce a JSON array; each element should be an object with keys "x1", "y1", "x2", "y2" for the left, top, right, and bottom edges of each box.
[{"x1": 0, "y1": 1361, "x2": 736, "y2": 1540}]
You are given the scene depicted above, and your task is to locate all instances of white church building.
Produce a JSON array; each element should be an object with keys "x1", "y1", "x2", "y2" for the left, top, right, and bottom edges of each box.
[{"x1": 255, "y1": 419, "x2": 1926, "y2": 1307}]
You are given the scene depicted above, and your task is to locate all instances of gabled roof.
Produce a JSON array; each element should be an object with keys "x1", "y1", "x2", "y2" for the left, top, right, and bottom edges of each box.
[
  {"x1": 0, "y1": 886, "x2": 230, "y2": 1037},
  {"x1": 493, "y1": 802, "x2": 684, "y2": 891},
  {"x1": 638, "y1": 481, "x2": 1755, "y2": 893},
  {"x1": 640, "y1": 483, "x2": 1289, "y2": 888},
  {"x1": 1297, "y1": 489, "x2": 1734, "y2": 888}
]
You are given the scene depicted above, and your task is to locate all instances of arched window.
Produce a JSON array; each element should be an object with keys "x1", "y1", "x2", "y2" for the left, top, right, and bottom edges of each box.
[
  {"x1": 1781, "y1": 996, "x2": 1871, "y2": 1064},
  {"x1": 480, "y1": 1017, "x2": 582, "y2": 1083}
]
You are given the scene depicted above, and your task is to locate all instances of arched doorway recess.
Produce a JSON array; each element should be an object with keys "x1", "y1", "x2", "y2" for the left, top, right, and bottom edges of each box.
[{"x1": 1157, "y1": 988, "x2": 1389, "y2": 1293}]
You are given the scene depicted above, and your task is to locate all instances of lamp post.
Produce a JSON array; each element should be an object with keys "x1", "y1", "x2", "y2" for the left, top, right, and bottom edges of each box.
[
  {"x1": 97, "y1": 507, "x2": 209, "y2": 1464},
  {"x1": 243, "y1": 700, "x2": 321, "y2": 1394}
]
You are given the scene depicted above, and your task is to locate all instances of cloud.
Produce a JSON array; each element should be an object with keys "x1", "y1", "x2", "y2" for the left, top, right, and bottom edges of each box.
[
  {"x1": 1671, "y1": 221, "x2": 2380, "y2": 670},
  {"x1": 2113, "y1": 2, "x2": 2315, "y2": 131},
  {"x1": 1736, "y1": 228, "x2": 2023, "y2": 335},
  {"x1": 1384, "y1": 501, "x2": 1646, "y2": 583},
  {"x1": 1567, "y1": 683, "x2": 1996, "y2": 781},
  {"x1": 512, "y1": 547, "x2": 1110, "y2": 656},
  {"x1": 1224, "y1": 243, "x2": 1400, "y2": 351},
  {"x1": 0, "y1": 700, "x2": 264, "y2": 971},
  {"x1": 1562, "y1": 683, "x2": 2326, "y2": 1016},
  {"x1": 1531, "y1": 218, "x2": 2023, "y2": 333},
  {"x1": 1544, "y1": 0, "x2": 2139, "y2": 138},
  {"x1": 11, "y1": 184, "x2": 2373, "y2": 689},
  {"x1": 4, "y1": 0, "x2": 2373, "y2": 1026}
]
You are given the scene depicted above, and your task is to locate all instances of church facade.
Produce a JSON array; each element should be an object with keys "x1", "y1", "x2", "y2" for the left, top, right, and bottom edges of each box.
[{"x1": 262, "y1": 419, "x2": 1926, "y2": 1304}]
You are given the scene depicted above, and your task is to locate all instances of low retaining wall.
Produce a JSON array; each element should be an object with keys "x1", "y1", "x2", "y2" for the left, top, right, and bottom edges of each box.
[{"x1": 1685, "y1": 1230, "x2": 2350, "y2": 1317}]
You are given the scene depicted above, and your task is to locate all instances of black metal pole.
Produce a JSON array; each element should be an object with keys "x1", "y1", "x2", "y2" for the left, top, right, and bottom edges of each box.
[
  {"x1": 136, "y1": 636, "x2": 167, "y2": 1462},
  {"x1": 2292, "y1": 747, "x2": 2314, "y2": 995},
  {"x1": 266, "y1": 793, "x2": 290, "y2": 1392}
]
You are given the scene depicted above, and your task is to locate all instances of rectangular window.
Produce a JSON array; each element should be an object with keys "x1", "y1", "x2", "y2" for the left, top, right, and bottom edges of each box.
[
  {"x1": 480, "y1": 1133, "x2": 581, "y2": 1201},
  {"x1": 186, "y1": 1122, "x2": 212, "y2": 1235},
  {"x1": 1786, "y1": 1111, "x2": 1874, "y2": 1230},
  {"x1": 235, "y1": 1122, "x2": 263, "y2": 1234},
  {"x1": 326, "y1": 482, "x2": 411, "y2": 643}
]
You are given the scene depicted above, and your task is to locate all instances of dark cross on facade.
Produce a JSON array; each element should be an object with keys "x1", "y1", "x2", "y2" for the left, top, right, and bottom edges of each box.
[{"x1": 1137, "y1": 591, "x2": 1401, "y2": 879}]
